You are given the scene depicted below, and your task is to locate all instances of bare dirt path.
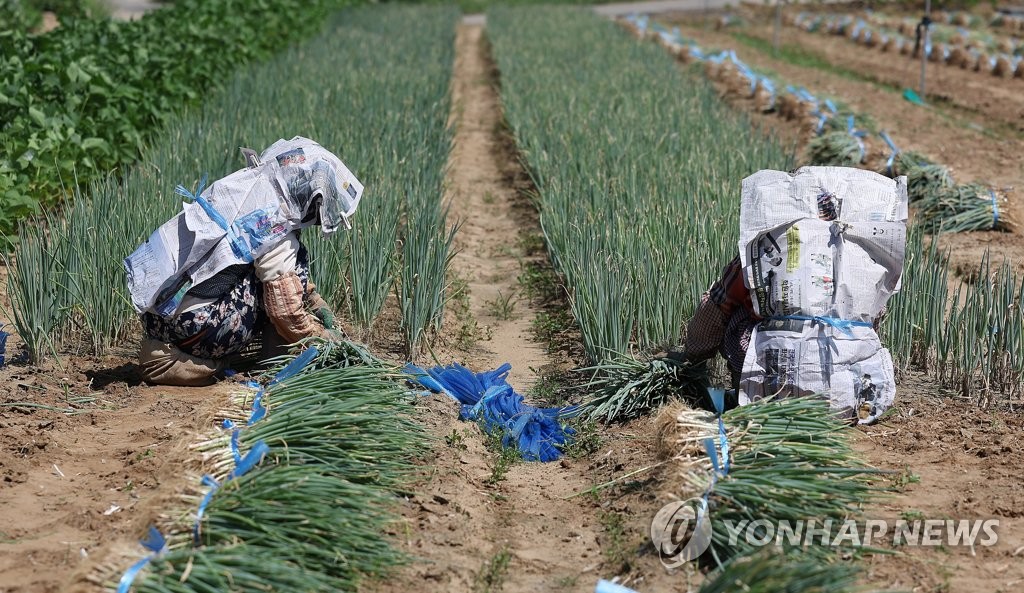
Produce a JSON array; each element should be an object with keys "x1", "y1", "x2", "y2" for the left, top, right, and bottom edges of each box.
[
  {"x1": 371, "y1": 22, "x2": 689, "y2": 593},
  {"x1": 443, "y1": 23, "x2": 550, "y2": 389},
  {"x1": 660, "y1": 19, "x2": 1024, "y2": 271}
]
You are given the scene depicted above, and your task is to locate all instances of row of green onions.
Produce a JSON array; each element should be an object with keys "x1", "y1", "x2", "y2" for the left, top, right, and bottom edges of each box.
[
  {"x1": 5, "y1": 4, "x2": 459, "y2": 363},
  {"x1": 488, "y1": 5, "x2": 792, "y2": 365}
]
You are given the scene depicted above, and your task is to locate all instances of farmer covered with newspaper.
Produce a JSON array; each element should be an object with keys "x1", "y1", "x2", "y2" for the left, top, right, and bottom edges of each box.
[
  {"x1": 672, "y1": 167, "x2": 907, "y2": 424},
  {"x1": 123, "y1": 137, "x2": 362, "y2": 386}
]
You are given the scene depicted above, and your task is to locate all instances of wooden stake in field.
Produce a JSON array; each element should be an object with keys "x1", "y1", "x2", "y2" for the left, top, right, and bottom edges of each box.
[{"x1": 919, "y1": 0, "x2": 932, "y2": 99}]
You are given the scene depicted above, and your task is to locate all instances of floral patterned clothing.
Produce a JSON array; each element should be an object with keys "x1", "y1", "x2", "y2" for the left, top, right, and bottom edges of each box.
[{"x1": 141, "y1": 246, "x2": 310, "y2": 359}]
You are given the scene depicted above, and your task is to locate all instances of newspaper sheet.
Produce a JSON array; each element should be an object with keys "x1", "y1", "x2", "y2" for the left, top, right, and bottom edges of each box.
[
  {"x1": 124, "y1": 169, "x2": 284, "y2": 315},
  {"x1": 125, "y1": 136, "x2": 364, "y2": 317},
  {"x1": 736, "y1": 167, "x2": 907, "y2": 424},
  {"x1": 739, "y1": 319, "x2": 896, "y2": 424}
]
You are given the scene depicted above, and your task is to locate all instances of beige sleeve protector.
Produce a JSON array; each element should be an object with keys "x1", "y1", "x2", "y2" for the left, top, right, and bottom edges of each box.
[
  {"x1": 257, "y1": 232, "x2": 332, "y2": 343},
  {"x1": 139, "y1": 338, "x2": 223, "y2": 386},
  {"x1": 262, "y1": 271, "x2": 329, "y2": 343}
]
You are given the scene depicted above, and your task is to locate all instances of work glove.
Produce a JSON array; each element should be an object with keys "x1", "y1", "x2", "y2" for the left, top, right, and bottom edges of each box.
[
  {"x1": 304, "y1": 280, "x2": 336, "y2": 331},
  {"x1": 263, "y1": 271, "x2": 331, "y2": 343}
]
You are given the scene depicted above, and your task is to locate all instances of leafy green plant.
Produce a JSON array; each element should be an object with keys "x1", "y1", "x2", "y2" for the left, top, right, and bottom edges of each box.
[
  {"x1": 485, "y1": 290, "x2": 519, "y2": 320},
  {"x1": 0, "y1": 0, "x2": 354, "y2": 242}
]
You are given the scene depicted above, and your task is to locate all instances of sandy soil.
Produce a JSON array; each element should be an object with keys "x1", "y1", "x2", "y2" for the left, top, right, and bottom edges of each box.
[
  {"x1": 0, "y1": 352, "x2": 234, "y2": 593},
  {"x1": 658, "y1": 18, "x2": 1024, "y2": 273},
  {"x1": 856, "y1": 382, "x2": 1024, "y2": 593}
]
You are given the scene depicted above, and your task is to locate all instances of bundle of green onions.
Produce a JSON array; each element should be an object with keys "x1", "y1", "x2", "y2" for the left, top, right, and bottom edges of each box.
[
  {"x1": 135, "y1": 544, "x2": 344, "y2": 593},
  {"x1": 667, "y1": 397, "x2": 879, "y2": 563},
  {"x1": 580, "y1": 357, "x2": 710, "y2": 423},
  {"x1": 257, "y1": 336, "x2": 391, "y2": 381},
  {"x1": 806, "y1": 131, "x2": 864, "y2": 167},
  {"x1": 127, "y1": 362, "x2": 424, "y2": 591},
  {"x1": 892, "y1": 150, "x2": 954, "y2": 203},
  {"x1": 698, "y1": 550, "x2": 860, "y2": 593},
  {"x1": 198, "y1": 465, "x2": 404, "y2": 584},
  {"x1": 235, "y1": 368, "x2": 422, "y2": 482},
  {"x1": 916, "y1": 182, "x2": 1015, "y2": 232}
]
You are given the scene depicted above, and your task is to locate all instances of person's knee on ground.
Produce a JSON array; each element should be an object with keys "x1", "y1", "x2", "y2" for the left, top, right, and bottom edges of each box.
[{"x1": 139, "y1": 337, "x2": 224, "y2": 386}]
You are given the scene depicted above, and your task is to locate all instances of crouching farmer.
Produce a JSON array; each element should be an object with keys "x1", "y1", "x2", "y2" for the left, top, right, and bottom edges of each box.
[
  {"x1": 672, "y1": 167, "x2": 906, "y2": 424},
  {"x1": 124, "y1": 137, "x2": 363, "y2": 386}
]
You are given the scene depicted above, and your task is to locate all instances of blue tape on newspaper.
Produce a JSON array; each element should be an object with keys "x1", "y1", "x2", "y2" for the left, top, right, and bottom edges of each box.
[
  {"x1": 175, "y1": 175, "x2": 253, "y2": 263},
  {"x1": 774, "y1": 314, "x2": 872, "y2": 337}
]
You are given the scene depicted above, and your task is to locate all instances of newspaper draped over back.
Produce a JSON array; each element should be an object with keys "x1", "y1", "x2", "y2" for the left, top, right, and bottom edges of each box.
[
  {"x1": 124, "y1": 137, "x2": 363, "y2": 318},
  {"x1": 737, "y1": 167, "x2": 908, "y2": 424}
]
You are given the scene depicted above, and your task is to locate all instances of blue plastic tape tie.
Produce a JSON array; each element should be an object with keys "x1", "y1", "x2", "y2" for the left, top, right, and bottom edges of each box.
[
  {"x1": 990, "y1": 189, "x2": 1000, "y2": 228},
  {"x1": 847, "y1": 116, "x2": 866, "y2": 161},
  {"x1": 407, "y1": 363, "x2": 574, "y2": 462},
  {"x1": 879, "y1": 131, "x2": 900, "y2": 176},
  {"x1": 192, "y1": 474, "x2": 220, "y2": 544},
  {"x1": 222, "y1": 419, "x2": 242, "y2": 466},
  {"x1": 229, "y1": 440, "x2": 269, "y2": 479},
  {"x1": 248, "y1": 389, "x2": 267, "y2": 425},
  {"x1": 246, "y1": 346, "x2": 319, "y2": 425},
  {"x1": 703, "y1": 437, "x2": 720, "y2": 474},
  {"x1": 268, "y1": 346, "x2": 320, "y2": 387},
  {"x1": 116, "y1": 526, "x2": 166, "y2": 593},
  {"x1": 192, "y1": 440, "x2": 268, "y2": 544},
  {"x1": 175, "y1": 174, "x2": 252, "y2": 263},
  {"x1": 775, "y1": 315, "x2": 872, "y2": 337},
  {"x1": 708, "y1": 388, "x2": 730, "y2": 474}
]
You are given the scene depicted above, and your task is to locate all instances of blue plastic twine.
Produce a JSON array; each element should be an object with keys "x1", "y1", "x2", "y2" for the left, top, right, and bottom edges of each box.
[
  {"x1": 192, "y1": 347, "x2": 316, "y2": 543},
  {"x1": 990, "y1": 189, "x2": 1000, "y2": 229},
  {"x1": 193, "y1": 440, "x2": 269, "y2": 544},
  {"x1": 879, "y1": 131, "x2": 900, "y2": 177},
  {"x1": 698, "y1": 387, "x2": 731, "y2": 513},
  {"x1": 175, "y1": 174, "x2": 253, "y2": 263},
  {"x1": 847, "y1": 115, "x2": 867, "y2": 162},
  {"x1": 269, "y1": 346, "x2": 320, "y2": 387},
  {"x1": 116, "y1": 526, "x2": 166, "y2": 593},
  {"x1": 774, "y1": 314, "x2": 872, "y2": 337}
]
